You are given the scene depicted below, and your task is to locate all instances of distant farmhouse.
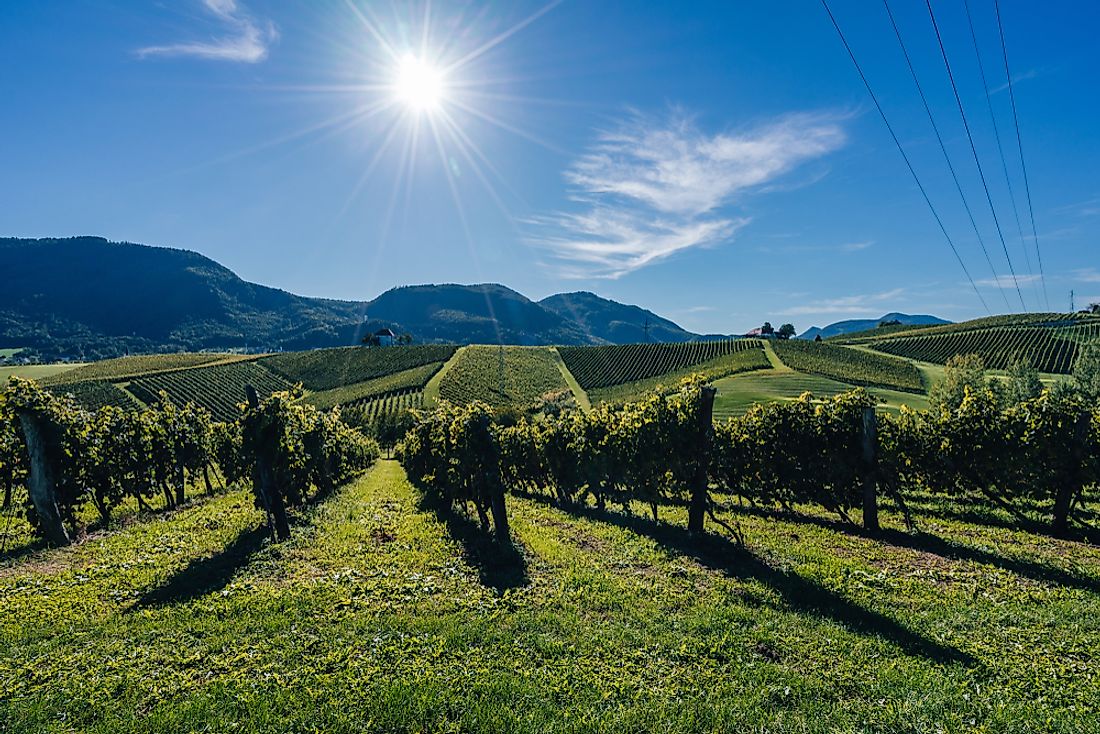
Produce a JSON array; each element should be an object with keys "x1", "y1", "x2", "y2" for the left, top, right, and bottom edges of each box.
[{"x1": 373, "y1": 328, "x2": 396, "y2": 346}]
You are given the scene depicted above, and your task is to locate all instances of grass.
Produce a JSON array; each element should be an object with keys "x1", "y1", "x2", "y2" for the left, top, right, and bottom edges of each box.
[
  {"x1": 0, "y1": 363, "x2": 85, "y2": 381},
  {"x1": 1, "y1": 461, "x2": 1097, "y2": 732},
  {"x1": 712, "y1": 369, "x2": 930, "y2": 419}
]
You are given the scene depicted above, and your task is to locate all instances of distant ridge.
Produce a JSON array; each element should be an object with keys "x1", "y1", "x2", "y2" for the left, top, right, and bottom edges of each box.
[
  {"x1": 797, "y1": 312, "x2": 950, "y2": 341},
  {"x1": 0, "y1": 237, "x2": 708, "y2": 360}
]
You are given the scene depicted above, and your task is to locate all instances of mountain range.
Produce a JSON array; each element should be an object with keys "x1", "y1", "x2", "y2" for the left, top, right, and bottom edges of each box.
[
  {"x1": 0, "y1": 237, "x2": 703, "y2": 360},
  {"x1": 797, "y1": 312, "x2": 951, "y2": 340}
]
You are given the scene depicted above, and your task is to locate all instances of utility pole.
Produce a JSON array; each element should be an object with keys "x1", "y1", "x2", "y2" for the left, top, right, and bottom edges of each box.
[
  {"x1": 643, "y1": 316, "x2": 651, "y2": 342},
  {"x1": 1070, "y1": 290, "x2": 1075, "y2": 312}
]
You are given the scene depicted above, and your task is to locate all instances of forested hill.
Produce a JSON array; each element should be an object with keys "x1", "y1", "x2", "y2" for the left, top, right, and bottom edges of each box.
[
  {"x1": 0, "y1": 237, "x2": 707, "y2": 360},
  {"x1": 539, "y1": 291, "x2": 698, "y2": 343}
]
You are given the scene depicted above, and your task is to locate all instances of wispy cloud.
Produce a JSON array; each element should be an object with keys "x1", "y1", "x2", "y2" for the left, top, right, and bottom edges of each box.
[
  {"x1": 527, "y1": 110, "x2": 846, "y2": 278},
  {"x1": 136, "y1": 0, "x2": 277, "y2": 63},
  {"x1": 976, "y1": 273, "x2": 1043, "y2": 289},
  {"x1": 758, "y1": 239, "x2": 873, "y2": 255},
  {"x1": 991, "y1": 68, "x2": 1041, "y2": 94},
  {"x1": 1075, "y1": 268, "x2": 1100, "y2": 283},
  {"x1": 778, "y1": 288, "x2": 905, "y2": 317}
]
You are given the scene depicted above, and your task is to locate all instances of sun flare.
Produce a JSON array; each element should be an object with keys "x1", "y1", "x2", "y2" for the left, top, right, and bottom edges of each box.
[{"x1": 394, "y1": 54, "x2": 444, "y2": 112}]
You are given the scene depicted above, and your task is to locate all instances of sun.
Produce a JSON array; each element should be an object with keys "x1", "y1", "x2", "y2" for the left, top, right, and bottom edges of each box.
[{"x1": 394, "y1": 54, "x2": 445, "y2": 112}]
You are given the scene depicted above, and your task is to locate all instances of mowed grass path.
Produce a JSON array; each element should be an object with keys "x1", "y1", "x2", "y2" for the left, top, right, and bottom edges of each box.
[{"x1": 2, "y1": 462, "x2": 1098, "y2": 732}]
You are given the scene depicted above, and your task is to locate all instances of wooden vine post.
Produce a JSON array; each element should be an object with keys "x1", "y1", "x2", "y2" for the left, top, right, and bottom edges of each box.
[
  {"x1": 245, "y1": 385, "x2": 291, "y2": 541},
  {"x1": 1052, "y1": 412, "x2": 1092, "y2": 537},
  {"x1": 688, "y1": 385, "x2": 717, "y2": 534},
  {"x1": 14, "y1": 410, "x2": 71, "y2": 546},
  {"x1": 861, "y1": 406, "x2": 880, "y2": 532}
]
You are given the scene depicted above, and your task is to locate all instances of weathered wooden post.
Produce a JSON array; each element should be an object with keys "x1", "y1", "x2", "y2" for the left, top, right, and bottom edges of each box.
[
  {"x1": 1052, "y1": 412, "x2": 1091, "y2": 537},
  {"x1": 245, "y1": 385, "x2": 291, "y2": 541},
  {"x1": 15, "y1": 411, "x2": 71, "y2": 546},
  {"x1": 688, "y1": 386, "x2": 718, "y2": 534},
  {"x1": 861, "y1": 406, "x2": 880, "y2": 532}
]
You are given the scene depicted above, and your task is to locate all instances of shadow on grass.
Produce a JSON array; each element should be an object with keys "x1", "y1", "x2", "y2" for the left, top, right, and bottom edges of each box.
[
  {"x1": 418, "y1": 495, "x2": 528, "y2": 594},
  {"x1": 724, "y1": 503, "x2": 1100, "y2": 594},
  {"x1": 517, "y1": 491, "x2": 975, "y2": 667},
  {"x1": 134, "y1": 525, "x2": 269, "y2": 608}
]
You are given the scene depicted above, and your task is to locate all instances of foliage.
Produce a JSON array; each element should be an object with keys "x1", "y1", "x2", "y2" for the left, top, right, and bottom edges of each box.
[
  {"x1": 127, "y1": 361, "x2": 292, "y2": 422},
  {"x1": 777, "y1": 323, "x2": 796, "y2": 340},
  {"x1": 772, "y1": 340, "x2": 925, "y2": 393},
  {"x1": 303, "y1": 363, "x2": 442, "y2": 410},
  {"x1": 439, "y1": 346, "x2": 568, "y2": 409},
  {"x1": 1071, "y1": 340, "x2": 1100, "y2": 406},
  {"x1": 928, "y1": 354, "x2": 995, "y2": 412},
  {"x1": 45, "y1": 380, "x2": 140, "y2": 411},
  {"x1": 262, "y1": 345, "x2": 457, "y2": 391},
  {"x1": 560, "y1": 339, "x2": 763, "y2": 390}
]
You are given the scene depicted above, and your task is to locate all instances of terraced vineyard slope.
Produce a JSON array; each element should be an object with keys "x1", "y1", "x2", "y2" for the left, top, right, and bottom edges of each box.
[
  {"x1": 771, "y1": 339, "x2": 925, "y2": 393},
  {"x1": 588, "y1": 347, "x2": 771, "y2": 405},
  {"x1": 439, "y1": 346, "x2": 568, "y2": 408},
  {"x1": 560, "y1": 340, "x2": 764, "y2": 390},
  {"x1": 127, "y1": 361, "x2": 292, "y2": 421},
  {"x1": 262, "y1": 345, "x2": 457, "y2": 390},
  {"x1": 303, "y1": 363, "x2": 443, "y2": 410}
]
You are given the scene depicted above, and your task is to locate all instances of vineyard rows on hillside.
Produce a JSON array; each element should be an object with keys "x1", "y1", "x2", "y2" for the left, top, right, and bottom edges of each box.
[
  {"x1": 45, "y1": 380, "x2": 141, "y2": 411},
  {"x1": 40, "y1": 352, "x2": 258, "y2": 385},
  {"x1": 560, "y1": 339, "x2": 763, "y2": 390},
  {"x1": 262, "y1": 345, "x2": 457, "y2": 390},
  {"x1": 344, "y1": 388, "x2": 423, "y2": 420},
  {"x1": 772, "y1": 340, "x2": 925, "y2": 393},
  {"x1": 127, "y1": 361, "x2": 291, "y2": 421},
  {"x1": 439, "y1": 346, "x2": 567, "y2": 408},
  {"x1": 303, "y1": 363, "x2": 442, "y2": 410},
  {"x1": 835, "y1": 312, "x2": 1100, "y2": 345},
  {"x1": 868, "y1": 326, "x2": 1100, "y2": 373},
  {"x1": 589, "y1": 348, "x2": 771, "y2": 405}
]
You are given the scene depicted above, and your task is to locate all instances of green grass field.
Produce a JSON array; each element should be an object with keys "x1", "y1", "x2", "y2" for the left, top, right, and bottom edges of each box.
[
  {"x1": 2, "y1": 461, "x2": 1096, "y2": 732},
  {"x1": 0, "y1": 363, "x2": 85, "y2": 381},
  {"x1": 712, "y1": 369, "x2": 930, "y2": 419}
]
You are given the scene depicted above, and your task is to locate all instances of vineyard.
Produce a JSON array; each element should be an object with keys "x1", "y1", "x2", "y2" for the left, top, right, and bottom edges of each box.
[
  {"x1": 588, "y1": 347, "x2": 771, "y2": 405},
  {"x1": 262, "y1": 345, "x2": 457, "y2": 390},
  {"x1": 834, "y1": 312, "x2": 1100, "y2": 345},
  {"x1": 46, "y1": 380, "x2": 141, "y2": 411},
  {"x1": 438, "y1": 346, "x2": 569, "y2": 408},
  {"x1": 868, "y1": 325, "x2": 1100, "y2": 373},
  {"x1": 559, "y1": 339, "x2": 763, "y2": 390},
  {"x1": 771, "y1": 340, "x2": 925, "y2": 392},
  {"x1": 127, "y1": 361, "x2": 292, "y2": 421},
  {"x1": 303, "y1": 363, "x2": 441, "y2": 410},
  {"x1": 40, "y1": 352, "x2": 259, "y2": 385}
]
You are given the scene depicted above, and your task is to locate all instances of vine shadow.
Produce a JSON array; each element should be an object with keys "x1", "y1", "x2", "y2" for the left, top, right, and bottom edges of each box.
[
  {"x1": 723, "y1": 503, "x2": 1100, "y2": 594},
  {"x1": 418, "y1": 495, "x2": 528, "y2": 594},
  {"x1": 133, "y1": 524, "x2": 269, "y2": 608},
  {"x1": 520, "y1": 493, "x2": 975, "y2": 667}
]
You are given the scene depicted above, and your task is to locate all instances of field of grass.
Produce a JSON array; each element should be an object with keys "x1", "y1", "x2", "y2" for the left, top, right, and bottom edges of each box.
[
  {"x1": 1, "y1": 460, "x2": 1096, "y2": 732},
  {"x1": 263, "y1": 345, "x2": 457, "y2": 391},
  {"x1": 0, "y1": 363, "x2": 85, "y2": 382},
  {"x1": 303, "y1": 363, "x2": 443, "y2": 410},
  {"x1": 438, "y1": 346, "x2": 568, "y2": 409},
  {"x1": 589, "y1": 348, "x2": 771, "y2": 405},
  {"x1": 712, "y1": 369, "x2": 930, "y2": 420}
]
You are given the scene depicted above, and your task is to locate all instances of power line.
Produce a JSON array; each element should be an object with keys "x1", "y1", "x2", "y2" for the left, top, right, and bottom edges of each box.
[
  {"x1": 820, "y1": 0, "x2": 990, "y2": 315},
  {"x1": 994, "y1": 0, "x2": 1049, "y2": 310},
  {"x1": 882, "y1": 0, "x2": 1009, "y2": 309},
  {"x1": 925, "y1": 0, "x2": 1026, "y2": 312},
  {"x1": 962, "y1": 0, "x2": 1039, "y2": 307}
]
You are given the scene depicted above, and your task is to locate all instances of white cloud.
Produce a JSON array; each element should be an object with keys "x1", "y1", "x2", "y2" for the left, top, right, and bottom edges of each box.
[
  {"x1": 976, "y1": 273, "x2": 1042, "y2": 289},
  {"x1": 778, "y1": 288, "x2": 906, "y2": 317},
  {"x1": 527, "y1": 110, "x2": 846, "y2": 278},
  {"x1": 991, "y1": 68, "x2": 1041, "y2": 94},
  {"x1": 1075, "y1": 269, "x2": 1100, "y2": 283},
  {"x1": 136, "y1": 0, "x2": 277, "y2": 63}
]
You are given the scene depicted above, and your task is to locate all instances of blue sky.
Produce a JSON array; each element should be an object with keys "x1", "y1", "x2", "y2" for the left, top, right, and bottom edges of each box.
[{"x1": 1, "y1": 0, "x2": 1098, "y2": 334}]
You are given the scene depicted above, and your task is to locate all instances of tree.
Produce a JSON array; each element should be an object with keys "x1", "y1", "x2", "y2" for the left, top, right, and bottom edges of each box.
[
  {"x1": 362, "y1": 334, "x2": 381, "y2": 347},
  {"x1": 397, "y1": 333, "x2": 413, "y2": 345},
  {"x1": 878, "y1": 319, "x2": 902, "y2": 328},
  {"x1": 760, "y1": 322, "x2": 774, "y2": 337},
  {"x1": 1004, "y1": 359, "x2": 1043, "y2": 406},
  {"x1": 814, "y1": 334, "x2": 823, "y2": 343},
  {"x1": 777, "y1": 323, "x2": 796, "y2": 340},
  {"x1": 1071, "y1": 340, "x2": 1100, "y2": 406},
  {"x1": 929, "y1": 353, "x2": 997, "y2": 412}
]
